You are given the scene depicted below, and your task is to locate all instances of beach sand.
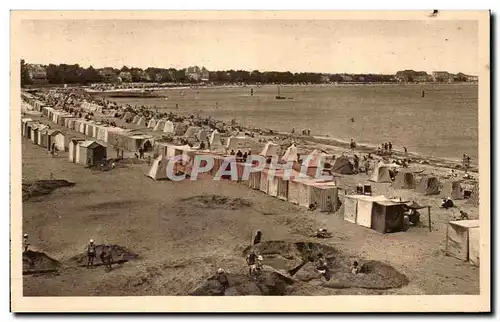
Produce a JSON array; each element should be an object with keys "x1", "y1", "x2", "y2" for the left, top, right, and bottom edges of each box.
[{"x1": 21, "y1": 130, "x2": 479, "y2": 296}]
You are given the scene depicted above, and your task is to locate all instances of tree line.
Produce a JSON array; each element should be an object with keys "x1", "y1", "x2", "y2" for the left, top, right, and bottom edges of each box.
[{"x1": 21, "y1": 60, "x2": 398, "y2": 86}]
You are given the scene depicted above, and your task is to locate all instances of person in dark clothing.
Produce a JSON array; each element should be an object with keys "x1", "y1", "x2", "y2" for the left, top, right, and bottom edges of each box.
[
  {"x1": 199, "y1": 141, "x2": 205, "y2": 150},
  {"x1": 388, "y1": 142, "x2": 393, "y2": 151},
  {"x1": 230, "y1": 150, "x2": 235, "y2": 156},
  {"x1": 242, "y1": 152, "x2": 248, "y2": 162},
  {"x1": 384, "y1": 143, "x2": 388, "y2": 151},
  {"x1": 253, "y1": 231, "x2": 262, "y2": 245},
  {"x1": 315, "y1": 253, "x2": 330, "y2": 281},
  {"x1": 404, "y1": 146, "x2": 408, "y2": 154},
  {"x1": 246, "y1": 250, "x2": 258, "y2": 277},
  {"x1": 138, "y1": 147, "x2": 144, "y2": 159},
  {"x1": 441, "y1": 198, "x2": 454, "y2": 209},
  {"x1": 86, "y1": 239, "x2": 97, "y2": 269},
  {"x1": 216, "y1": 268, "x2": 229, "y2": 290},
  {"x1": 236, "y1": 150, "x2": 243, "y2": 160}
]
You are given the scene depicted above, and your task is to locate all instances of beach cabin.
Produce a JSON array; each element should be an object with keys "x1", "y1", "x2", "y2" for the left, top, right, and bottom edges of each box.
[
  {"x1": 77, "y1": 141, "x2": 107, "y2": 166},
  {"x1": 309, "y1": 181, "x2": 339, "y2": 212},
  {"x1": 247, "y1": 170, "x2": 262, "y2": 190},
  {"x1": 48, "y1": 130, "x2": 66, "y2": 152},
  {"x1": 21, "y1": 118, "x2": 33, "y2": 137},
  {"x1": 445, "y1": 220, "x2": 480, "y2": 266},
  {"x1": 343, "y1": 195, "x2": 406, "y2": 233},
  {"x1": 68, "y1": 138, "x2": 85, "y2": 163}
]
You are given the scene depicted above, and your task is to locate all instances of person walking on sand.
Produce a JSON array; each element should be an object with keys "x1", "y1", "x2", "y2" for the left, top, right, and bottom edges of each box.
[{"x1": 86, "y1": 239, "x2": 97, "y2": 269}]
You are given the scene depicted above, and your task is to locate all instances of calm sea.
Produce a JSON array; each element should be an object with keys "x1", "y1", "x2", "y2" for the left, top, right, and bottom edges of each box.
[{"x1": 108, "y1": 84, "x2": 478, "y2": 163}]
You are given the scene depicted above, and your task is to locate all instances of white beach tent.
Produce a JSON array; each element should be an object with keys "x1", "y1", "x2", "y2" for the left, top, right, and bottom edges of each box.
[
  {"x1": 136, "y1": 116, "x2": 146, "y2": 126},
  {"x1": 147, "y1": 118, "x2": 157, "y2": 129},
  {"x1": 281, "y1": 144, "x2": 298, "y2": 163},
  {"x1": 147, "y1": 155, "x2": 169, "y2": 180},
  {"x1": 260, "y1": 141, "x2": 279, "y2": 157},
  {"x1": 226, "y1": 136, "x2": 247, "y2": 151},
  {"x1": 209, "y1": 130, "x2": 223, "y2": 150},
  {"x1": 154, "y1": 120, "x2": 166, "y2": 132},
  {"x1": 163, "y1": 120, "x2": 175, "y2": 134}
]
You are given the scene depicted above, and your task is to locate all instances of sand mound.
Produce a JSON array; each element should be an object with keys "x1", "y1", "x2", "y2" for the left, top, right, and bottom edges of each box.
[
  {"x1": 23, "y1": 250, "x2": 61, "y2": 275},
  {"x1": 69, "y1": 244, "x2": 139, "y2": 267},
  {"x1": 243, "y1": 241, "x2": 408, "y2": 290},
  {"x1": 22, "y1": 180, "x2": 75, "y2": 201},
  {"x1": 181, "y1": 194, "x2": 252, "y2": 210},
  {"x1": 190, "y1": 270, "x2": 294, "y2": 296}
]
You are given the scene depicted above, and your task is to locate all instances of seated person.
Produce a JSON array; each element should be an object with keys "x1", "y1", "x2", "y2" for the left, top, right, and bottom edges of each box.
[
  {"x1": 308, "y1": 202, "x2": 318, "y2": 211},
  {"x1": 351, "y1": 261, "x2": 361, "y2": 275},
  {"x1": 441, "y1": 197, "x2": 454, "y2": 209}
]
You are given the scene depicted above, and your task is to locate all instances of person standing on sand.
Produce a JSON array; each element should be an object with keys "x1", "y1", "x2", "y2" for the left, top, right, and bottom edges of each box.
[
  {"x1": 86, "y1": 239, "x2": 97, "y2": 269},
  {"x1": 216, "y1": 268, "x2": 229, "y2": 290},
  {"x1": 246, "y1": 250, "x2": 258, "y2": 277},
  {"x1": 23, "y1": 233, "x2": 29, "y2": 253},
  {"x1": 388, "y1": 142, "x2": 393, "y2": 152}
]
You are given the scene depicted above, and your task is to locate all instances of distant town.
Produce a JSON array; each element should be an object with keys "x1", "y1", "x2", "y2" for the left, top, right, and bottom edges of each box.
[{"x1": 21, "y1": 61, "x2": 478, "y2": 86}]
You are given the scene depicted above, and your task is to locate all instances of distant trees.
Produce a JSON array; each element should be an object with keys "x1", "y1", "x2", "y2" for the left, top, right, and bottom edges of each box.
[
  {"x1": 22, "y1": 61, "x2": 402, "y2": 85},
  {"x1": 20, "y1": 59, "x2": 32, "y2": 86}
]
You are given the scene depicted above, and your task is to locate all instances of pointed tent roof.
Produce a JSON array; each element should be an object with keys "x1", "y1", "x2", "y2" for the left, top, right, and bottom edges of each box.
[
  {"x1": 331, "y1": 155, "x2": 354, "y2": 174},
  {"x1": 281, "y1": 144, "x2": 298, "y2": 163},
  {"x1": 405, "y1": 201, "x2": 426, "y2": 210},
  {"x1": 260, "y1": 141, "x2": 279, "y2": 157},
  {"x1": 304, "y1": 149, "x2": 327, "y2": 168},
  {"x1": 163, "y1": 120, "x2": 175, "y2": 134}
]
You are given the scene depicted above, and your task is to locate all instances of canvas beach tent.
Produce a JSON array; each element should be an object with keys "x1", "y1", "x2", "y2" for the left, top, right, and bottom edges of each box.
[
  {"x1": 147, "y1": 155, "x2": 169, "y2": 180},
  {"x1": 445, "y1": 220, "x2": 479, "y2": 266},
  {"x1": 369, "y1": 164, "x2": 392, "y2": 183},
  {"x1": 331, "y1": 156, "x2": 354, "y2": 174},
  {"x1": 440, "y1": 180, "x2": 464, "y2": 200},
  {"x1": 467, "y1": 182, "x2": 479, "y2": 206},
  {"x1": 198, "y1": 129, "x2": 208, "y2": 142},
  {"x1": 147, "y1": 118, "x2": 157, "y2": 129},
  {"x1": 281, "y1": 144, "x2": 298, "y2": 163},
  {"x1": 136, "y1": 116, "x2": 146, "y2": 126},
  {"x1": 226, "y1": 136, "x2": 248, "y2": 151},
  {"x1": 392, "y1": 170, "x2": 416, "y2": 189},
  {"x1": 154, "y1": 120, "x2": 166, "y2": 132},
  {"x1": 163, "y1": 120, "x2": 175, "y2": 134},
  {"x1": 260, "y1": 141, "x2": 279, "y2": 157},
  {"x1": 416, "y1": 176, "x2": 440, "y2": 195},
  {"x1": 132, "y1": 115, "x2": 140, "y2": 124}
]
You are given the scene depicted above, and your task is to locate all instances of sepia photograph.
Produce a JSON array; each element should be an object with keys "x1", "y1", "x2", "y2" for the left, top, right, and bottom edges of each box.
[{"x1": 10, "y1": 10, "x2": 490, "y2": 312}]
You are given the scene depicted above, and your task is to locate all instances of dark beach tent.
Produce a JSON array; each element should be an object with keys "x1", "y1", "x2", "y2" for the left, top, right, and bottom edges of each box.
[
  {"x1": 392, "y1": 171, "x2": 416, "y2": 189},
  {"x1": 440, "y1": 180, "x2": 464, "y2": 200},
  {"x1": 416, "y1": 176, "x2": 440, "y2": 195},
  {"x1": 467, "y1": 182, "x2": 479, "y2": 206},
  {"x1": 331, "y1": 156, "x2": 354, "y2": 174}
]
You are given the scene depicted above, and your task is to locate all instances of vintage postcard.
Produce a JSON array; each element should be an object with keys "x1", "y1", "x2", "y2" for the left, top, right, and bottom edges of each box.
[{"x1": 10, "y1": 10, "x2": 490, "y2": 312}]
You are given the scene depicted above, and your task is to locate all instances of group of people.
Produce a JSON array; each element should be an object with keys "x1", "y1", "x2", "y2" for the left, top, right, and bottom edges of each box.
[
  {"x1": 85, "y1": 239, "x2": 114, "y2": 271},
  {"x1": 229, "y1": 149, "x2": 252, "y2": 162}
]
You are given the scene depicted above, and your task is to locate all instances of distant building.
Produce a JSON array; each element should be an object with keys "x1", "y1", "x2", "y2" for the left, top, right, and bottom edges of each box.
[
  {"x1": 26, "y1": 64, "x2": 48, "y2": 85},
  {"x1": 186, "y1": 66, "x2": 210, "y2": 82},
  {"x1": 395, "y1": 70, "x2": 431, "y2": 83},
  {"x1": 99, "y1": 67, "x2": 119, "y2": 83},
  {"x1": 118, "y1": 71, "x2": 133, "y2": 83},
  {"x1": 432, "y1": 71, "x2": 452, "y2": 83},
  {"x1": 340, "y1": 74, "x2": 354, "y2": 82},
  {"x1": 466, "y1": 75, "x2": 478, "y2": 82}
]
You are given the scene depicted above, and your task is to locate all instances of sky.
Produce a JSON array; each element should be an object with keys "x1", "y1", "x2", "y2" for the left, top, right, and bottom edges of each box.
[{"x1": 17, "y1": 19, "x2": 479, "y2": 75}]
